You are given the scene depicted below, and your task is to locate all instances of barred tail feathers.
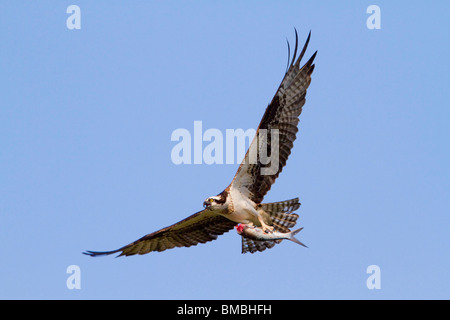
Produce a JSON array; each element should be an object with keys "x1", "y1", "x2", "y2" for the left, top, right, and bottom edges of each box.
[
  {"x1": 241, "y1": 197, "x2": 301, "y2": 254},
  {"x1": 261, "y1": 197, "x2": 300, "y2": 233}
]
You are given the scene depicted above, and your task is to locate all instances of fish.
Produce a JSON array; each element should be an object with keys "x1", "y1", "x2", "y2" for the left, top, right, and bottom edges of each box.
[{"x1": 235, "y1": 224, "x2": 308, "y2": 248}]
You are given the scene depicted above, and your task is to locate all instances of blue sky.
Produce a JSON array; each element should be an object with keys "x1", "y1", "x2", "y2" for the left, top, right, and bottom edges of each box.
[{"x1": 1, "y1": 1, "x2": 449, "y2": 299}]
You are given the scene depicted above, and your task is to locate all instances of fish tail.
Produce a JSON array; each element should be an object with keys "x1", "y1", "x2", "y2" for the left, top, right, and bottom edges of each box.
[{"x1": 288, "y1": 227, "x2": 308, "y2": 248}]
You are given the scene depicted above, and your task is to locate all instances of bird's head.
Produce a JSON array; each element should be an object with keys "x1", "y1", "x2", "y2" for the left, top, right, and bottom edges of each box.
[{"x1": 203, "y1": 191, "x2": 227, "y2": 211}]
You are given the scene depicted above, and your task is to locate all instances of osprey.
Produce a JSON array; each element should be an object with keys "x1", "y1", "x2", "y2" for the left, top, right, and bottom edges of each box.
[{"x1": 84, "y1": 30, "x2": 316, "y2": 256}]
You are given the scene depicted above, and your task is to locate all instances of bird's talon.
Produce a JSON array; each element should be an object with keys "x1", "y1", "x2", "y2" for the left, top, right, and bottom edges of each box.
[{"x1": 263, "y1": 226, "x2": 274, "y2": 234}]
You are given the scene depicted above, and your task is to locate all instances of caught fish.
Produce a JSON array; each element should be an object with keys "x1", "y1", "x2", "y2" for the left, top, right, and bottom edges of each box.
[{"x1": 235, "y1": 224, "x2": 308, "y2": 248}]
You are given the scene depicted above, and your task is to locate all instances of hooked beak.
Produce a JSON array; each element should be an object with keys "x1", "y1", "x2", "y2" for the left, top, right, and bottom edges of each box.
[{"x1": 203, "y1": 201, "x2": 211, "y2": 209}]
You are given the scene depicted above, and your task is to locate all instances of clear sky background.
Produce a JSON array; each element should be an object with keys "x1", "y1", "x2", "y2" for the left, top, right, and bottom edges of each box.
[{"x1": 1, "y1": 1, "x2": 449, "y2": 300}]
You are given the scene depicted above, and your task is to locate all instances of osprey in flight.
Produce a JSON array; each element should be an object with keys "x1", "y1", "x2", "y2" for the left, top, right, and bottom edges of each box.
[{"x1": 84, "y1": 30, "x2": 316, "y2": 256}]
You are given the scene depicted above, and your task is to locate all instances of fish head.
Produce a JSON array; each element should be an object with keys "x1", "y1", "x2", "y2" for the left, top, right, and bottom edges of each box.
[{"x1": 235, "y1": 224, "x2": 246, "y2": 235}]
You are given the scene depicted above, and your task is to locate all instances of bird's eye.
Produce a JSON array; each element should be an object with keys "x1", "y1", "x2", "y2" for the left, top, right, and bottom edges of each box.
[{"x1": 209, "y1": 198, "x2": 214, "y2": 203}]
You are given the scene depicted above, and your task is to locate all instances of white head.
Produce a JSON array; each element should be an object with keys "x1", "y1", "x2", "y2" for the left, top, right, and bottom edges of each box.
[{"x1": 203, "y1": 191, "x2": 228, "y2": 212}]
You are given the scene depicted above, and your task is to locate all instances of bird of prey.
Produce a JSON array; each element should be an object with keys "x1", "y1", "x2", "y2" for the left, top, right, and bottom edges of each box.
[{"x1": 84, "y1": 30, "x2": 316, "y2": 256}]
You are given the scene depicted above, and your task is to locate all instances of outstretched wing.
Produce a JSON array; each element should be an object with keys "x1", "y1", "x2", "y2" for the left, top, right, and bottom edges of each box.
[
  {"x1": 231, "y1": 30, "x2": 317, "y2": 204},
  {"x1": 83, "y1": 210, "x2": 236, "y2": 257}
]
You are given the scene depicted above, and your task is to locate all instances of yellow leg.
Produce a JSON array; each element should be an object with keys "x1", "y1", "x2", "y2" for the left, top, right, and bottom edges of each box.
[{"x1": 258, "y1": 216, "x2": 274, "y2": 233}]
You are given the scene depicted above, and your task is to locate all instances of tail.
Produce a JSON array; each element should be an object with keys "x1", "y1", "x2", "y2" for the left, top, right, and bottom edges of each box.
[
  {"x1": 260, "y1": 197, "x2": 301, "y2": 233},
  {"x1": 241, "y1": 198, "x2": 302, "y2": 254},
  {"x1": 288, "y1": 227, "x2": 308, "y2": 248}
]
